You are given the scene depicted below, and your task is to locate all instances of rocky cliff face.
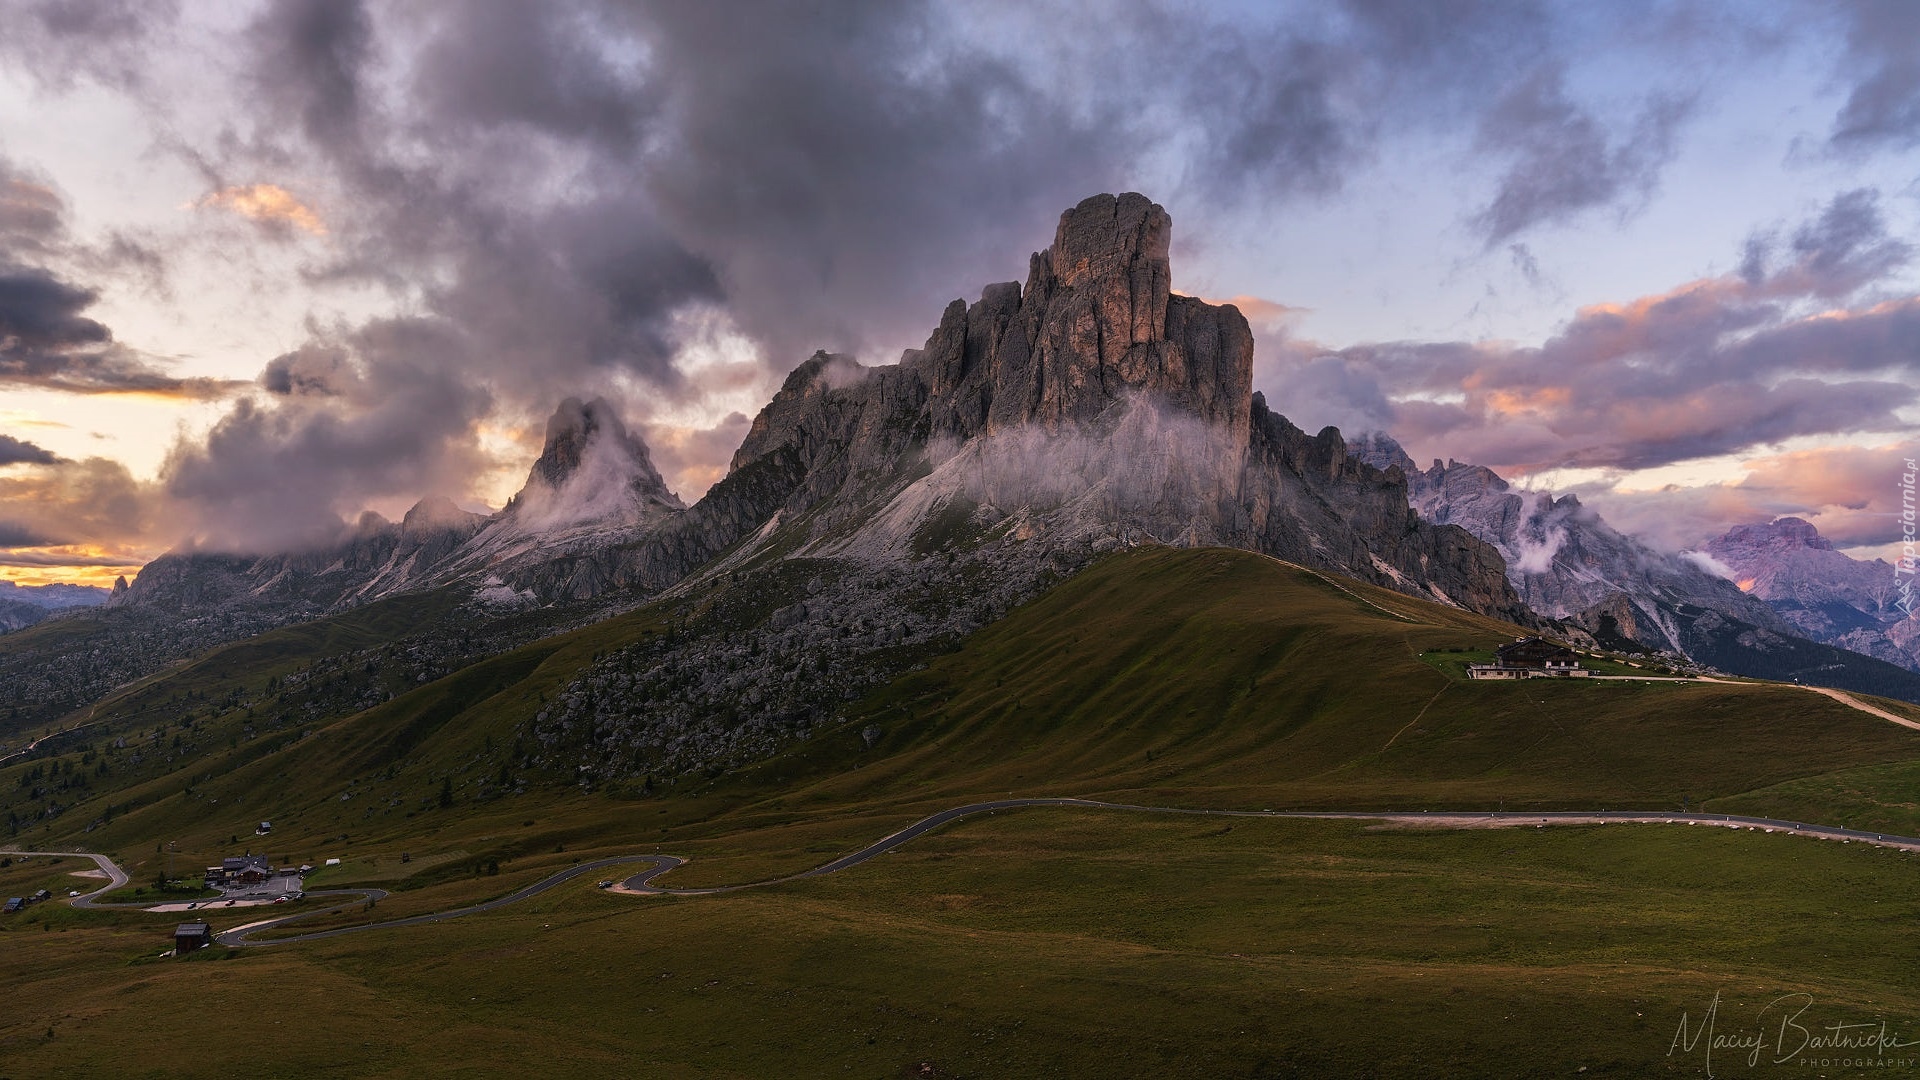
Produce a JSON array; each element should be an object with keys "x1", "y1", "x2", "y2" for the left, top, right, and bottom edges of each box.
[
  {"x1": 109, "y1": 194, "x2": 1524, "y2": 623},
  {"x1": 74, "y1": 192, "x2": 1540, "y2": 786},
  {"x1": 0, "y1": 596, "x2": 45, "y2": 633},
  {"x1": 0, "y1": 580, "x2": 110, "y2": 635},
  {"x1": 1354, "y1": 443, "x2": 1792, "y2": 656},
  {"x1": 918, "y1": 193, "x2": 1253, "y2": 448},
  {"x1": 630, "y1": 192, "x2": 1523, "y2": 620},
  {"x1": 1705, "y1": 518, "x2": 1920, "y2": 671}
]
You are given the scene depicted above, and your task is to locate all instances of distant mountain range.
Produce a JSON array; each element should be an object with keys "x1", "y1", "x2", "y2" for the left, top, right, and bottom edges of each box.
[
  {"x1": 108, "y1": 193, "x2": 1528, "y2": 629},
  {"x1": 10, "y1": 191, "x2": 1918, "y2": 756},
  {"x1": 0, "y1": 580, "x2": 108, "y2": 632},
  {"x1": 13, "y1": 193, "x2": 1550, "y2": 761},
  {"x1": 1705, "y1": 517, "x2": 1919, "y2": 672},
  {"x1": 1353, "y1": 435, "x2": 1920, "y2": 698}
]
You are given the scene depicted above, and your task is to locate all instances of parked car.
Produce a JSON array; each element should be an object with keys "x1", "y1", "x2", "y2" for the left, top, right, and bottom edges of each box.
[{"x1": 596, "y1": 880, "x2": 615, "y2": 889}]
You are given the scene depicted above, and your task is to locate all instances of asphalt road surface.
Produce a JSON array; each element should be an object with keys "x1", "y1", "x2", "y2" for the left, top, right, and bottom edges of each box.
[{"x1": 13, "y1": 801, "x2": 1920, "y2": 947}]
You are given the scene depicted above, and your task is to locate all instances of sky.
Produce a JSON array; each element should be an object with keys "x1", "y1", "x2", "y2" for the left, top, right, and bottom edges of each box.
[{"x1": 1, "y1": 0, "x2": 1917, "y2": 587}]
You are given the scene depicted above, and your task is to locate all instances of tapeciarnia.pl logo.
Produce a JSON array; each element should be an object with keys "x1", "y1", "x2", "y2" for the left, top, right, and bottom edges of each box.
[{"x1": 1899, "y1": 457, "x2": 1916, "y2": 618}]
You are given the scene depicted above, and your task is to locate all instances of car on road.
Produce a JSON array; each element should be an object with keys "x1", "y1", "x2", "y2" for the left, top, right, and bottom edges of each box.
[{"x1": 273, "y1": 896, "x2": 289, "y2": 904}]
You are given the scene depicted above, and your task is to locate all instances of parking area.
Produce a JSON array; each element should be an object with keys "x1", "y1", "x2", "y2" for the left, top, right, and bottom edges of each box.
[{"x1": 148, "y1": 872, "x2": 307, "y2": 914}]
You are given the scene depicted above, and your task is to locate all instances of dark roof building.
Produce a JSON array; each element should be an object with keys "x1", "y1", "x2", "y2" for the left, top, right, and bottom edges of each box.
[
  {"x1": 175, "y1": 921, "x2": 213, "y2": 953},
  {"x1": 1467, "y1": 637, "x2": 1591, "y2": 680},
  {"x1": 1495, "y1": 637, "x2": 1580, "y2": 669}
]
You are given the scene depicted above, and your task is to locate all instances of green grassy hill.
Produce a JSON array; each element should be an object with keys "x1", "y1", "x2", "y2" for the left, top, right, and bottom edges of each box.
[
  {"x1": 696, "y1": 548, "x2": 1920, "y2": 858},
  {"x1": 12, "y1": 546, "x2": 1920, "y2": 893},
  {"x1": 8, "y1": 546, "x2": 1920, "y2": 1076}
]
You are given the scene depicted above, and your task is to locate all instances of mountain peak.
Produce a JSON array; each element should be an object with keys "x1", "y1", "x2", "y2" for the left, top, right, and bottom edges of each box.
[
  {"x1": 401, "y1": 495, "x2": 485, "y2": 537},
  {"x1": 1716, "y1": 516, "x2": 1834, "y2": 551},
  {"x1": 1047, "y1": 191, "x2": 1172, "y2": 353},
  {"x1": 1351, "y1": 432, "x2": 1417, "y2": 474},
  {"x1": 528, "y1": 398, "x2": 624, "y2": 489},
  {"x1": 508, "y1": 397, "x2": 683, "y2": 527},
  {"x1": 911, "y1": 191, "x2": 1254, "y2": 447}
]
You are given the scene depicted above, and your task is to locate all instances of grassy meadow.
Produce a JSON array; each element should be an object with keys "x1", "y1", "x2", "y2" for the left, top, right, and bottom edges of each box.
[
  {"x1": 5, "y1": 546, "x2": 1920, "y2": 1075},
  {"x1": 5, "y1": 809, "x2": 1919, "y2": 1077}
]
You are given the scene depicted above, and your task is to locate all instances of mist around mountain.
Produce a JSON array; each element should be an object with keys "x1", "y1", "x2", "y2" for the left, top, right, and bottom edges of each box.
[
  {"x1": 11, "y1": 192, "x2": 1538, "y2": 770},
  {"x1": 1352, "y1": 433, "x2": 1920, "y2": 698}
]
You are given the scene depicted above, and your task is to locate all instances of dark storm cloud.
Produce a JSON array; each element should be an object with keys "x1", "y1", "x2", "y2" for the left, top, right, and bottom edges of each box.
[
  {"x1": 160, "y1": 316, "x2": 495, "y2": 554},
  {"x1": 233, "y1": 0, "x2": 1605, "y2": 385},
  {"x1": 0, "y1": 262, "x2": 236, "y2": 398},
  {"x1": 0, "y1": 151, "x2": 200, "y2": 393},
  {"x1": 249, "y1": 0, "x2": 376, "y2": 152},
  {"x1": 1470, "y1": 68, "x2": 1692, "y2": 245},
  {"x1": 144, "y1": 0, "x2": 1715, "y2": 548},
  {"x1": 1828, "y1": 0, "x2": 1920, "y2": 151},
  {"x1": 603, "y1": 2, "x2": 1122, "y2": 367},
  {"x1": 0, "y1": 522, "x2": 52, "y2": 547},
  {"x1": 0, "y1": 434, "x2": 61, "y2": 466},
  {"x1": 409, "y1": 0, "x2": 654, "y2": 143}
]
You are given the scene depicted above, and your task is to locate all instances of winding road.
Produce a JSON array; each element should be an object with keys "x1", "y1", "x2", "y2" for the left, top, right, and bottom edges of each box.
[{"x1": 13, "y1": 798, "x2": 1920, "y2": 948}]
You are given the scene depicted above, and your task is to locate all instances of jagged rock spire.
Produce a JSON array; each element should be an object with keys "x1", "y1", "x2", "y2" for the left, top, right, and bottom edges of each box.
[
  {"x1": 914, "y1": 192, "x2": 1254, "y2": 446},
  {"x1": 508, "y1": 397, "x2": 683, "y2": 524}
]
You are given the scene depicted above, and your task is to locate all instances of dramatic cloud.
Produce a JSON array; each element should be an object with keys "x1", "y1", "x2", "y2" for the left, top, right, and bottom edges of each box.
[
  {"x1": 0, "y1": 454, "x2": 162, "y2": 583},
  {"x1": 1273, "y1": 190, "x2": 1920, "y2": 479},
  {"x1": 160, "y1": 317, "x2": 496, "y2": 553},
  {"x1": 0, "y1": 151, "x2": 230, "y2": 399},
  {"x1": 0, "y1": 1, "x2": 1837, "y2": 568},
  {"x1": 0, "y1": 434, "x2": 61, "y2": 466},
  {"x1": 149, "y1": 0, "x2": 1600, "y2": 541},
  {"x1": 1828, "y1": 0, "x2": 1920, "y2": 151},
  {"x1": 1470, "y1": 68, "x2": 1691, "y2": 245},
  {"x1": 1571, "y1": 439, "x2": 1920, "y2": 554},
  {"x1": 0, "y1": 261, "x2": 239, "y2": 398}
]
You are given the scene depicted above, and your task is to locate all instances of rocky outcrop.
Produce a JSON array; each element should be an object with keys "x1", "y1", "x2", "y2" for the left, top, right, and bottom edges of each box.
[
  {"x1": 1705, "y1": 517, "x2": 1919, "y2": 671},
  {"x1": 112, "y1": 192, "x2": 1522, "y2": 626},
  {"x1": 0, "y1": 595, "x2": 45, "y2": 633},
  {"x1": 653, "y1": 192, "x2": 1520, "y2": 617},
  {"x1": 918, "y1": 193, "x2": 1253, "y2": 449},
  {"x1": 0, "y1": 580, "x2": 109, "y2": 611},
  {"x1": 1363, "y1": 443, "x2": 1793, "y2": 655},
  {"x1": 507, "y1": 397, "x2": 682, "y2": 523},
  {"x1": 1349, "y1": 435, "x2": 1920, "y2": 687}
]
